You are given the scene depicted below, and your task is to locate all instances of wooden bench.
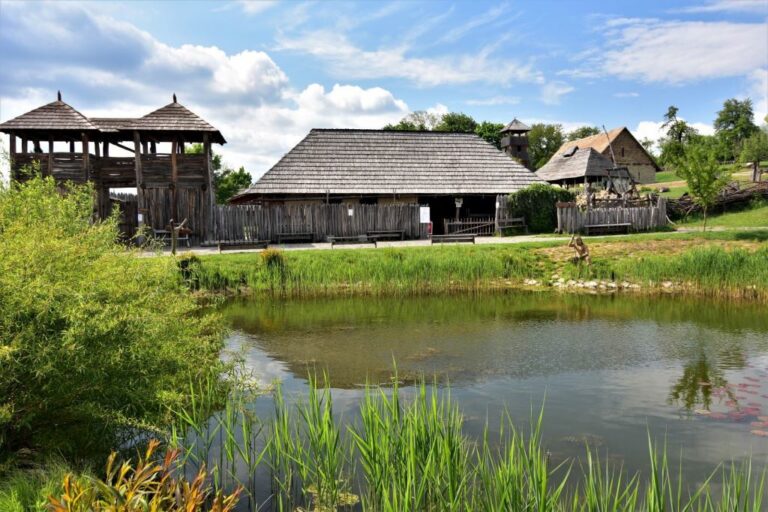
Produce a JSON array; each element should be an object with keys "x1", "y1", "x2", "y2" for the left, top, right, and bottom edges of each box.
[
  {"x1": 328, "y1": 235, "x2": 376, "y2": 247},
  {"x1": 431, "y1": 234, "x2": 476, "y2": 244},
  {"x1": 276, "y1": 232, "x2": 314, "y2": 243},
  {"x1": 583, "y1": 223, "x2": 631, "y2": 236},
  {"x1": 497, "y1": 217, "x2": 528, "y2": 234},
  {"x1": 367, "y1": 230, "x2": 405, "y2": 241}
]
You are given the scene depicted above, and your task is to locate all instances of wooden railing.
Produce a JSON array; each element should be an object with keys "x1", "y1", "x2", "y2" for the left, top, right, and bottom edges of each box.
[{"x1": 444, "y1": 217, "x2": 496, "y2": 235}]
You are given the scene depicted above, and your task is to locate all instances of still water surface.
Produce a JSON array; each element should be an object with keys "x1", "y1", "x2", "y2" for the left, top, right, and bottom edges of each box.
[{"x1": 222, "y1": 292, "x2": 768, "y2": 485}]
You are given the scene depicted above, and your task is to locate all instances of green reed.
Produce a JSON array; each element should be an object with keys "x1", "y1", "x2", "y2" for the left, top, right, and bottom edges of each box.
[{"x1": 167, "y1": 375, "x2": 766, "y2": 512}]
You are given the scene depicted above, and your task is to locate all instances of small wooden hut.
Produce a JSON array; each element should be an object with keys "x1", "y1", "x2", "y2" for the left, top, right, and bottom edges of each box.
[{"x1": 0, "y1": 92, "x2": 224, "y2": 243}]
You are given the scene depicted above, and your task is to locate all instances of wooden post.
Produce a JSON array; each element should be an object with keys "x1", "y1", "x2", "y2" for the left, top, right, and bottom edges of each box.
[
  {"x1": 94, "y1": 141, "x2": 100, "y2": 158},
  {"x1": 69, "y1": 140, "x2": 75, "y2": 153},
  {"x1": 150, "y1": 141, "x2": 156, "y2": 154},
  {"x1": 81, "y1": 133, "x2": 89, "y2": 181},
  {"x1": 21, "y1": 138, "x2": 28, "y2": 154},
  {"x1": 8, "y1": 133, "x2": 16, "y2": 174},
  {"x1": 133, "y1": 131, "x2": 145, "y2": 231},
  {"x1": 142, "y1": 141, "x2": 148, "y2": 154},
  {"x1": 104, "y1": 142, "x2": 110, "y2": 157},
  {"x1": 171, "y1": 140, "x2": 178, "y2": 232},
  {"x1": 203, "y1": 133, "x2": 215, "y2": 242},
  {"x1": 47, "y1": 136, "x2": 54, "y2": 177}
]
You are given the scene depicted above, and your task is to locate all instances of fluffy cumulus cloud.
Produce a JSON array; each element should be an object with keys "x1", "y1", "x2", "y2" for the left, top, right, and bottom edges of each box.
[
  {"x1": 747, "y1": 68, "x2": 768, "y2": 123},
  {"x1": 0, "y1": 1, "x2": 409, "y2": 178},
  {"x1": 572, "y1": 18, "x2": 767, "y2": 85}
]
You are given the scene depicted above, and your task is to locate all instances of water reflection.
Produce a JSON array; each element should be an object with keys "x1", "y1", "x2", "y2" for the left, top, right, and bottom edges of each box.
[{"x1": 220, "y1": 291, "x2": 768, "y2": 482}]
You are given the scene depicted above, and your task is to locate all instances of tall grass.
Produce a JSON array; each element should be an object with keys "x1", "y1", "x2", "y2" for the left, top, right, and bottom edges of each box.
[{"x1": 166, "y1": 376, "x2": 766, "y2": 511}]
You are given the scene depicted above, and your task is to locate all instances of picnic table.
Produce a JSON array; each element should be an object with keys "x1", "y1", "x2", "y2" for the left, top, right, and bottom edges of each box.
[{"x1": 366, "y1": 230, "x2": 405, "y2": 241}]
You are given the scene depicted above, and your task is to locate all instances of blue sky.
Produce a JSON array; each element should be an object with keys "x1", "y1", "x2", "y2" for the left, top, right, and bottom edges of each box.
[{"x1": 1, "y1": 0, "x2": 766, "y2": 178}]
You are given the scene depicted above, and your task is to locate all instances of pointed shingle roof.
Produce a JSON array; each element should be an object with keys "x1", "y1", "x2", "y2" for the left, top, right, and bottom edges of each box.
[
  {"x1": 0, "y1": 99, "x2": 99, "y2": 132},
  {"x1": 135, "y1": 101, "x2": 225, "y2": 143},
  {"x1": 235, "y1": 129, "x2": 544, "y2": 198},
  {"x1": 500, "y1": 118, "x2": 530, "y2": 133}
]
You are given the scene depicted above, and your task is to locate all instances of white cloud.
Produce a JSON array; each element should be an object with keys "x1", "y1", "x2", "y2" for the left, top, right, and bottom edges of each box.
[
  {"x1": 236, "y1": 0, "x2": 279, "y2": 15},
  {"x1": 747, "y1": 68, "x2": 768, "y2": 123},
  {"x1": 466, "y1": 96, "x2": 521, "y2": 106},
  {"x1": 275, "y1": 30, "x2": 543, "y2": 87},
  {"x1": 438, "y1": 3, "x2": 511, "y2": 43},
  {"x1": 426, "y1": 103, "x2": 449, "y2": 117},
  {"x1": 579, "y1": 18, "x2": 767, "y2": 84},
  {"x1": 0, "y1": 3, "x2": 410, "y2": 178},
  {"x1": 540, "y1": 81, "x2": 574, "y2": 105},
  {"x1": 674, "y1": 0, "x2": 768, "y2": 13}
]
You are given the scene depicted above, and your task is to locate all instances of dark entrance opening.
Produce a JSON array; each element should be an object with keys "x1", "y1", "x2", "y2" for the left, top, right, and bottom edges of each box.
[{"x1": 418, "y1": 195, "x2": 497, "y2": 234}]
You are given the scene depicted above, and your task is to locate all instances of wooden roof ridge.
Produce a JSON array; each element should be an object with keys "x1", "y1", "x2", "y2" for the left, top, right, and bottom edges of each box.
[
  {"x1": 500, "y1": 118, "x2": 530, "y2": 133},
  {"x1": 0, "y1": 99, "x2": 99, "y2": 132}
]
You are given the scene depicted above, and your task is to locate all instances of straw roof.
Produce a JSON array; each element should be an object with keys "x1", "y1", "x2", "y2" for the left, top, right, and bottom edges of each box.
[
  {"x1": 536, "y1": 147, "x2": 616, "y2": 182},
  {"x1": 238, "y1": 129, "x2": 544, "y2": 197},
  {"x1": 0, "y1": 99, "x2": 99, "y2": 132}
]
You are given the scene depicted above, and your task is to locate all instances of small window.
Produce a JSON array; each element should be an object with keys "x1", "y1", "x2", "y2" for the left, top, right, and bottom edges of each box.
[
  {"x1": 620, "y1": 147, "x2": 625, "y2": 157},
  {"x1": 562, "y1": 146, "x2": 578, "y2": 158}
]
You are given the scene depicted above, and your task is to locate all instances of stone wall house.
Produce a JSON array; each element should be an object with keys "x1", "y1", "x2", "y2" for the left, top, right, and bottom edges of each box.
[{"x1": 552, "y1": 127, "x2": 660, "y2": 184}]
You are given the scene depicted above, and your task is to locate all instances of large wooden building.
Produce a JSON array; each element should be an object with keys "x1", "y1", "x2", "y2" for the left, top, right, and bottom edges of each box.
[
  {"x1": 550, "y1": 127, "x2": 660, "y2": 184},
  {"x1": 0, "y1": 93, "x2": 224, "y2": 243},
  {"x1": 231, "y1": 128, "x2": 543, "y2": 232}
]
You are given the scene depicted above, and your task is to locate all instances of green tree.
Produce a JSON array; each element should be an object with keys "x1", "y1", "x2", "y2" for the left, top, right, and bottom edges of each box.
[
  {"x1": 527, "y1": 123, "x2": 565, "y2": 169},
  {"x1": 0, "y1": 175, "x2": 224, "y2": 459},
  {"x1": 714, "y1": 98, "x2": 759, "y2": 159},
  {"x1": 434, "y1": 112, "x2": 477, "y2": 133},
  {"x1": 215, "y1": 166, "x2": 252, "y2": 203},
  {"x1": 566, "y1": 126, "x2": 600, "y2": 141},
  {"x1": 474, "y1": 121, "x2": 505, "y2": 149},
  {"x1": 383, "y1": 111, "x2": 441, "y2": 131},
  {"x1": 506, "y1": 183, "x2": 575, "y2": 233},
  {"x1": 639, "y1": 137, "x2": 656, "y2": 155},
  {"x1": 739, "y1": 128, "x2": 768, "y2": 182},
  {"x1": 186, "y1": 144, "x2": 251, "y2": 203},
  {"x1": 659, "y1": 105, "x2": 698, "y2": 167},
  {"x1": 675, "y1": 140, "x2": 732, "y2": 231}
]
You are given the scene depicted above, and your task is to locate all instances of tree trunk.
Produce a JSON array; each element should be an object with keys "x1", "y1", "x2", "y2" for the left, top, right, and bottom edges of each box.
[
  {"x1": 753, "y1": 161, "x2": 761, "y2": 183},
  {"x1": 702, "y1": 206, "x2": 707, "y2": 232}
]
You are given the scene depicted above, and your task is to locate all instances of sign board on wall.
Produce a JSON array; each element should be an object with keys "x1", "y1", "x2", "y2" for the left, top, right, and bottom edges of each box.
[{"x1": 419, "y1": 206, "x2": 431, "y2": 223}]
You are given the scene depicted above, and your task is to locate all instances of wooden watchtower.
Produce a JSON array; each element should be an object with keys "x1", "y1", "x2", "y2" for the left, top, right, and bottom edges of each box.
[
  {"x1": 499, "y1": 118, "x2": 531, "y2": 169},
  {"x1": 0, "y1": 92, "x2": 225, "y2": 243}
]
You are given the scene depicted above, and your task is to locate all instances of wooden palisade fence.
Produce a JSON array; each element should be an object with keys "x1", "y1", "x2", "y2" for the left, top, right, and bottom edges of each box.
[
  {"x1": 208, "y1": 203, "x2": 423, "y2": 243},
  {"x1": 556, "y1": 196, "x2": 667, "y2": 234}
]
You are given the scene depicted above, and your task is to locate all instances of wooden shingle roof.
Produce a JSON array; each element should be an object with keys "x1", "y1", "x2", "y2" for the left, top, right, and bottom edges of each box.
[
  {"x1": 136, "y1": 102, "x2": 225, "y2": 143},
  {"x1": 238, "y1": 129, "x2": 544, "y2": 197},
  {"x1": 555, "y1": 127, "x2": 625, "y2": 156},
  {"x1": 90, "y1": 118, "x2": 137, "y2": 132},
  {"x1": 500, "y1": 118, "x2": 530, "y2": 133},
  {"x1": 536, "y1": 147, "x2": 616, "y2": 182},
  {"x1": 0, "y1": 100, "x2": 99, "y2": 132}
]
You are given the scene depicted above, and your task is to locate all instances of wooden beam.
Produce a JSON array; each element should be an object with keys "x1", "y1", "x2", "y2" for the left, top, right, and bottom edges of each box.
[
  {"x1": 82, "y1": 133, "x2": 89, "y2": 181},
  {"x1": 94, "y1": 141, "x2": 100, "y2": 158},
  {"x1": 150, "y1": 141, "x2": 156, "y2": 154},
  {"x1": 70, "y1": 140, "x2": 75, "y2": 153},
  {"x1": 171, "y1": 140, "x2": 178, "y2": 226},
  {"x1": 21, "y1": 138, "x2": 28, "y2": 154},
  {"x1": 9, "y1": 132, "x2": 16, "y2": 176},
  {"x1": 47, "y1": 136, "x2": 54, "y2": 177},
  {"x1": 133, "y1": 131, "x2": 145, "y2": 230},
  {"x1": 113, "y1": 142, "x2": 135, "y2": 154},
  {"x1": 203, "y1": 133, "x2": 215, "y2": 241},
  {"x1": 103, "y1": 142, "x2": 110, "y2": 157},
  {"x1": 142, "y1": 141, "x2": 148, "y2": 154}
]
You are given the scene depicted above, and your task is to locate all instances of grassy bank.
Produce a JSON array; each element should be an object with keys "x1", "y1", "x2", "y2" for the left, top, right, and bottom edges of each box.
[{"x1": 191, "y1": 233, "x2": 768, "y2": 301}]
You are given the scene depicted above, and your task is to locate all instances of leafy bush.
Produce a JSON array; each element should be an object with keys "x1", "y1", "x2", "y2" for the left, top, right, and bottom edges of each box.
[
  {"x1": 0, "y1": 177, "x2": 224, "y2": 461},
  {"x1": 506, "y1": 184, "x2": 575, "y2": 233},
  {"x1": 47, "y1": 440, "x2": 241, "y2": 511}
]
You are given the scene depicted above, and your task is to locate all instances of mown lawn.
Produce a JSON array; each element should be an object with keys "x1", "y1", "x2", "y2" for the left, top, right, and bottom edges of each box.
[{"x1": 680, "y1": 202, "x2": 768, "y2": 228}]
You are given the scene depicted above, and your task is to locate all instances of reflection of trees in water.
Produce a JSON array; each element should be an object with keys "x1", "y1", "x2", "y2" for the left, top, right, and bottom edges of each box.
[{"x1": 668, "y1": 345, "x2": 746, "y2": 411}]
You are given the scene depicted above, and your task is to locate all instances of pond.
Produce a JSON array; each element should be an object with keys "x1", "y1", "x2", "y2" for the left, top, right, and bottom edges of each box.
[{"x1": 220, "y1": 291, "x2": 768, "y2": 500}]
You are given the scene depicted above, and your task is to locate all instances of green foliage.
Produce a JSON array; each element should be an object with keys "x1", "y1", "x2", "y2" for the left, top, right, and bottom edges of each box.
[
  {"x1": 674, "y1": 141, "x2": 732, "y2": 230},
  {"x1": 659, "y1": 105, "x2": 699, "y2": 168},
  {"x1": 714, "y1": 98, "x2": 759, "y2": 159},
  {"x1": 434, "y1": 112, "x2": 477, "y2": 133},
  {"x1": 507, "y1": 184, "x2": 575, "y2": 233},
  {"x1": 567, "y1": 125, "x2": 600, "y2": 141},
  {"x1": 186, "y1": 144, "x2": 251, "y2": 203},
  {"x1": 0, "y1": 177, "x2": 224, "y2": 460},
  {"x1": 0, "y1": 460, "x2": 76, "y2": 512},
  {"x1": 739, "y1": 129, "x2": 768, "y2": 165},
  {"x1": 383, "y1": 111, "x2": 441, "y2": 131},
  {"x1": 474, "y1": 121, "x2": 505, "y2": 149},
  {"x1": 528, "y1": 123, "x2": 566, "y2": 169}
]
